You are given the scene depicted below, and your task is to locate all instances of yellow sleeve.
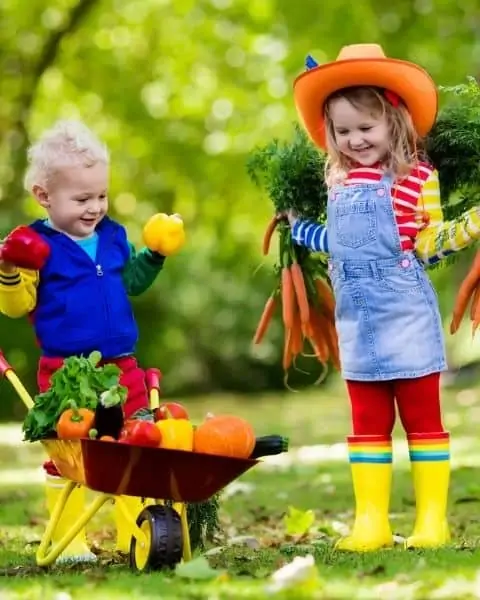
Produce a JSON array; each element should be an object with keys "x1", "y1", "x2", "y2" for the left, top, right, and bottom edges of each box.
[
  {"x1": 415, "y1": 169, "x2": 480, "y2": 265},
  {"x1": 0, "y1": 268, "x2": 39, "y2": 318}
]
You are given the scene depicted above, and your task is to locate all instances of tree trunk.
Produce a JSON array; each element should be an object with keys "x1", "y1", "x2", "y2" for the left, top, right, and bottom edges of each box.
[{"x1": 2, "y1": 0, "x2": 99, "y2": 228}]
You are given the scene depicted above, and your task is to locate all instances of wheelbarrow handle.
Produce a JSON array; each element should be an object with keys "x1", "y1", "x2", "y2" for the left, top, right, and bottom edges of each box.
[
  {"x1": 145, "y1": 368, "x2": 162, "y2": 412},
  {"x1": 0, "y1": 350, "x2": 13, "y2": 376},
  {"x1": 0, "y1": 349, "x2": 34, "y2": 409},
  {"x1": 145, "y1": 368, "x2": 162, "y2": 393}
]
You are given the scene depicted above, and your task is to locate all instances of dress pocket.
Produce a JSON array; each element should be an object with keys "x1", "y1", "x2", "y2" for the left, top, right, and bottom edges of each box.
[
  {"x1": 378, "y1": 263, "x2": 422, "y2": 294},
  {"x1": 334, "y1": 198, "x2": 377, "y2": 249}
]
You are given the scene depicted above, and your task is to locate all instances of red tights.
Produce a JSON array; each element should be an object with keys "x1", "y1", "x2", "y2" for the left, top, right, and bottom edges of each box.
[{"x1": 346, "y1": 373, "x2": 444, "y2": 435}]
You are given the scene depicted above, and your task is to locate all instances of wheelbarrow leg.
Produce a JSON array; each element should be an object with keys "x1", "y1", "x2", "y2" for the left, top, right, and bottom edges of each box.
[
  {"x1": 114, "y1": 496, "x2": 150, "y2": 547},
  {"x1": 113, "y1": 495, "x2": 152, "y2": 553},
  {"x1": 37, "y1": 481, "x2": 111, "y2": 567},
  {"x1": 175, "y1": 502, "x2": 192, "y2": 562},
  {"x1": 44, "y1": 473, "x2": 96, "y2": 564}
]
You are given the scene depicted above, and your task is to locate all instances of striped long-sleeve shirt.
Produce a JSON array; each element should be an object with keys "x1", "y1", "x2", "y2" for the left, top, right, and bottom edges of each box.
[{"x1": 291, "y1": 162, "x2": 480, "y2": 266}]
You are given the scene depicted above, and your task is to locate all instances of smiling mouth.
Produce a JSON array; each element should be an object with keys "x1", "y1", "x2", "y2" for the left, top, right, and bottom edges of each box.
[{"x1": 355, "y1": 146, "x2": 373, "y2": 152}]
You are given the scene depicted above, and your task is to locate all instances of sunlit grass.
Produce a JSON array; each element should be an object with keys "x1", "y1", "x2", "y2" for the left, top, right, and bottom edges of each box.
[{"x1": 2, "y1": 380, "x2": 480, "y2": 598}]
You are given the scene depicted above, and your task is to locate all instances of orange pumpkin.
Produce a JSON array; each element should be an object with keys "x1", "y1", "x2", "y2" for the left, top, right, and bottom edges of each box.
[{"x1": 193, "y1": 414, "x2": 255, "y2": 459}]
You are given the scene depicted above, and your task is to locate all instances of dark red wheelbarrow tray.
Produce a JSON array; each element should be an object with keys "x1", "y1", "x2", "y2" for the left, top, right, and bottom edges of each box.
[{"x1": 43, "y1": 438, "x2": 258, "y2": 502}]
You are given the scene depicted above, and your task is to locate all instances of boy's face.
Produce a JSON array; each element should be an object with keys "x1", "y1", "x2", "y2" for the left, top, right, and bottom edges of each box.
[{"x1": 34, "y1": 162, "x2": 109, "y2": 239}]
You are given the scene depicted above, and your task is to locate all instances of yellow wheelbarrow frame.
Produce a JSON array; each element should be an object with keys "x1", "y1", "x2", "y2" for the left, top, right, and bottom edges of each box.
[
  {"x1": 0, "y1": 355, "x2": 256, "y2": 571},
  {"x1": 36, "y1": 475, "x2": 191, "y2": 568},
  {"x1": 3, "y1": 363, "x2": 192, "y2": 569}
]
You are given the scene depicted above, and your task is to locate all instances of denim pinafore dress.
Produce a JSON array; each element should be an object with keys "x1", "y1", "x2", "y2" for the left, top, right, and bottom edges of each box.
[{"x1": 327, "y1": 173, "x2": 447, "y2": 381}]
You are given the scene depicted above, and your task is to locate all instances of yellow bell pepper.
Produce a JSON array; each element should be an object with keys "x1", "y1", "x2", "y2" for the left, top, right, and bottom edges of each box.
[
  {"x1": 143, "y1": 213, "x2": 186, "y2": 256},
  {"x1": 155, "y1": 418, "x2": 194, "y2": 451}
]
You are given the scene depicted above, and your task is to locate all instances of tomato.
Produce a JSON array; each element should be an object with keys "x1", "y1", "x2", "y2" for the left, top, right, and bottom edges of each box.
[
  {"x1": 154, "y1": 402, "x2": 189, "y2": 422},
  {"x1": 119, "y1": 420, "x2": 161, "y2": 447},
  {"x1": 99, "y1": 435, "x2": 116, "y2": 442}
]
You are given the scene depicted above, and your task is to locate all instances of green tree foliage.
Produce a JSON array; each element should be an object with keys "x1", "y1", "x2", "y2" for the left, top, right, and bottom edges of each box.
[{"x1": 1, "y1": 0, "x2": 480, "y2": 418}]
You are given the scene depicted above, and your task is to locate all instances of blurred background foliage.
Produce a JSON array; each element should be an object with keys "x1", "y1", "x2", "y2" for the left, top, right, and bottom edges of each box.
[{"x1": 1, "y1": 0, "x2": 480, "y2": 419}]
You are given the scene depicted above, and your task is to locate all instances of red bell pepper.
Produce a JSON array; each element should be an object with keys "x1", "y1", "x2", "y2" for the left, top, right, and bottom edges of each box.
[{"x1": 1, "y1": 226, "x2": 50, "y2": 270}]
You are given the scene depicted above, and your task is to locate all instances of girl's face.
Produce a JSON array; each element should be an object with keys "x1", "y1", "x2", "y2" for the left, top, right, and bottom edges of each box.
[{"x1": 328, "y1": 97, "x2": 390, "y2": 166}]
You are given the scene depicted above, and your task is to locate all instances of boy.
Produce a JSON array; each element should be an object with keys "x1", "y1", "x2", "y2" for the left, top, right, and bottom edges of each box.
[{"x1": 0, "y1": 120, "x2": 182, "y2": 562}]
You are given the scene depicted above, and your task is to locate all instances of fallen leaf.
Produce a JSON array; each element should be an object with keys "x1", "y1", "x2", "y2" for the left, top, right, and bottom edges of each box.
[{"x1": 283, "y1": 506, "x2": 315, "y2": 536}]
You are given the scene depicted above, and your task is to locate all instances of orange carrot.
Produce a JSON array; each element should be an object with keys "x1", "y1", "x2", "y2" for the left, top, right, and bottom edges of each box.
[
  {"x1": 282, "y1": 327, "x2": 293, "y2": 371},
  {"x1": 325, "y1": 324, "x2": 341, "y2": 370},
  {"x1": 291, "y1": 309, "x2": 303, "y2": 356},
  {"x1": 281, "y1": 267, "x2": 295, "y2": 329},
  {"x1": 473, "y1": 285, "x2": 480, "y2": 337},
  {"x1": 301, "y1": 320, "x2": 314, "y2": 339},
  {"x1": 253, "y1": 295, "x2": 277, "y2": 345},
  {"x1": 309, "y1": 332, "x2": 329, "y2": 364},
  {"x1": 262, "y1": 215, "x2": 279, "y2": 256},
  {"x1": 451, "y1": 250, "x2": 480, "y2": 334},
  {"x1": 312, "y1": 310, "x2": 341, "y2": 371},
  {"x1": 290, "y1": 262, "x2": 310, "y2": 324},
  {"x1": 471, "y1": 283, "x2": 480, "y2": 321},
  {"x1": 304, "y1": 308, "x2": 330, "y2": 365},
  {"x1": 314, "y1": 277, "x2": 335, "y2": 319}
]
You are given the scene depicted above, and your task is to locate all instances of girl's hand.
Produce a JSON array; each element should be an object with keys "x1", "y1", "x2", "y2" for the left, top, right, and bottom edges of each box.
[
  {"x1": 277, "y1": 209, "x2": 298, "y2": 227},
  {"x1": 287, "y1": 209, "x2": 298, "y2": 227}
]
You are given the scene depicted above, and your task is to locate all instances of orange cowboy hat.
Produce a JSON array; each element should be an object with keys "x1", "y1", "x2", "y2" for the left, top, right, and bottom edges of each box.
[{"x1": 293, "y1": 43, "x2": 438, "y2": 150}]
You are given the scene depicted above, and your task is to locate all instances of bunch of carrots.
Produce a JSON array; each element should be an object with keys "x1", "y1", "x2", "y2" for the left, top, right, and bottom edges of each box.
[
  {"x1": 450, "y1": 249, "x2": 480, "y2": 336},
  {"x1": 253, "y1": 215, "x2": 340, "y2": 376}
]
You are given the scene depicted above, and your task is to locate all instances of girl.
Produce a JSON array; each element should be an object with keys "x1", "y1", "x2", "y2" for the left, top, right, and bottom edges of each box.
[{"x1": 290, "y1": 44, "x2": 480, "y2": 551}]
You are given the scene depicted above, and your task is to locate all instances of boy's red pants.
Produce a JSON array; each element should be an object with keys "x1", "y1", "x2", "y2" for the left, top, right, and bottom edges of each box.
[
  {"x1": 39, "y1": 355, "x2": 149, "y2": 477},
  {"x1": 346, "y1": 372, "x2": 444, "y2": 435}
]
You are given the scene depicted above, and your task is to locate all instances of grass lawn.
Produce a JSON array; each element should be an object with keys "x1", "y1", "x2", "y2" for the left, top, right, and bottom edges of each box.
[{"x1": 2, "y1": 376, "x2": 480, "y2": 598}]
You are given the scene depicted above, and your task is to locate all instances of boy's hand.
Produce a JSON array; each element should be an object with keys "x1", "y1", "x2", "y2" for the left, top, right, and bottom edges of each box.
[
  {"x1": 0, "y1": 226, "x2": 50, "y2": 270},
  {"x1": 0, "y1": 244, "x2": 16, "y2": 274},
  {"x1": 143, "y1": 213, "x2": 185, "y2": 256}
]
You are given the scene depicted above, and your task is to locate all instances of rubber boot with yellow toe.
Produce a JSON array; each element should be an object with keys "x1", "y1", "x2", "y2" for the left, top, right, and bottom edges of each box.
[
  {"x1": 114, "y1": 496, "x2": 148, "y2": 553},
  {"x1": 335, "y1": 435, "x2": 394, "y2": 552},
  {"x1": 406, "y1": 432, "x2": 451, "y2": 549},
  {"x1": 45, "y1": 473, "x2": 97, "y2": 564}
]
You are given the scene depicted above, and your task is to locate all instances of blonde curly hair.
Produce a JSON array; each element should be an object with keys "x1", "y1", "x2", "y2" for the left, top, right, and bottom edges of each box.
[
  {"x1": 323, "y1": 86, "x2": 425, "y2": 186},
  {"x1": 24, "y1": 120, "x2": 110, "y2": 192}
]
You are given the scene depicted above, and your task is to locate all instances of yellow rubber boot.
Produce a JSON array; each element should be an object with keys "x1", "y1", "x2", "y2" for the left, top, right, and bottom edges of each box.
[
  {"x1": 45, "y1": 473, "x2": 97, "y2": 564},
  {"x1": 335, "y1": 435, "x2": 394, "y2": 552},
  {"x1": 114, "y1": 496, "x2": 148, "y2": 553},
  {"x1": 406, "y1": 432, "x2": 450, "y2": 549}
]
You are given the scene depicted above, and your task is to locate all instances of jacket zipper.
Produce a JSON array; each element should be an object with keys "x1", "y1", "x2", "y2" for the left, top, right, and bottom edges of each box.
[{"x1": 95, "y1": 260, "x2": 111, "y2": 341}]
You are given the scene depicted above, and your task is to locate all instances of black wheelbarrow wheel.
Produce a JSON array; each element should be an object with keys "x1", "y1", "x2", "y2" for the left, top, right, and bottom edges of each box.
[{"x1": 129, "y1": 505, "x2": 183, "y2": 571}]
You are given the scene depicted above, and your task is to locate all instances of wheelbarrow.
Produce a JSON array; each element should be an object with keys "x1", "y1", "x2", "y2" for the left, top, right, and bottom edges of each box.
[{"x1": 0, "y1": 351, "x2": 258, "y2": 571}]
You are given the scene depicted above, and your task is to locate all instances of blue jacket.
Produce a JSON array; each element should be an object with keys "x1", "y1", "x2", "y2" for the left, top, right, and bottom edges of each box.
[{"x1": 29, "y1": 217, "x2": 138, "y2": 358}]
